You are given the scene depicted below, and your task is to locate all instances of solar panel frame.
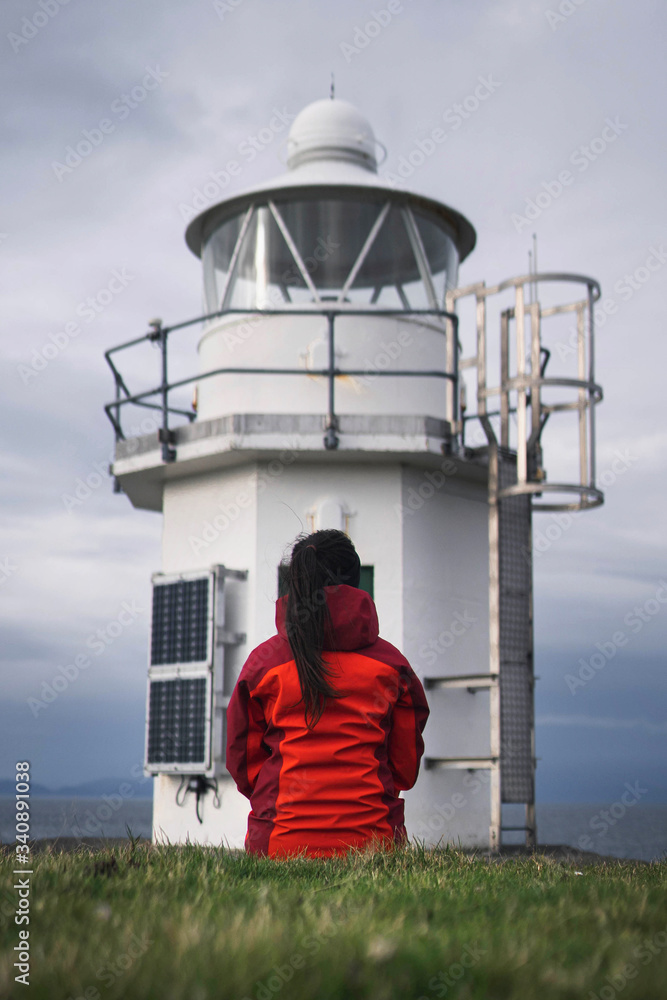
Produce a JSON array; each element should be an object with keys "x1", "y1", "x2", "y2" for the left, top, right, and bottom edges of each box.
[
  {"x1": 144, "y1": 671, "x2": 212, "y2": 773},
  {"x1": 143, "y1": 565, "x2": 248, "y2": 775},
  {"x1": 149, "y1": 571, "x2": 215, "y2": 668},
  {"x1": 145, "y1": 570, "x2": 215, "y2": 774}
]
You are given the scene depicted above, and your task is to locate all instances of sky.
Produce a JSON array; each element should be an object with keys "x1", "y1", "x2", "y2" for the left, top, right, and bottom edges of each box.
[{"x1": 1, "y1": 0, "x2": 665, "y2": 807}]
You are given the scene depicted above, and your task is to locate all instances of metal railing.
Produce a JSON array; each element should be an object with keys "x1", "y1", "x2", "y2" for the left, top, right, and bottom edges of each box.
[
  {"x1": 105, "y1": 274, "x2": 604, "y2": 512},
  {"x1": 104, "y1": 306, "x2": 459, "y2": 461}
]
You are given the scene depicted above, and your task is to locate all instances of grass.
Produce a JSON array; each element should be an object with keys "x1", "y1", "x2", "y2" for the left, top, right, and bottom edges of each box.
[{"x1": 1, "y1": 839, "x2": 666, "y2": 1000}]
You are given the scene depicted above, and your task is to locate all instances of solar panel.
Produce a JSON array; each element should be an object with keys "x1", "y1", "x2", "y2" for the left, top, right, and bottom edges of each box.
[
  {"x1": 146, "y1": 676, "x2": 208, "y2": 767},
  {"x1": 150, "y1": 577, "x2": 211, "y2": 665}
]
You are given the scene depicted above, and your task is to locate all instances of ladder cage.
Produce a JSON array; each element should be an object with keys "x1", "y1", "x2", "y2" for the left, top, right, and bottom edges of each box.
[{"x1": 447, "y1": 272, "x2": 604, "y2": 513}]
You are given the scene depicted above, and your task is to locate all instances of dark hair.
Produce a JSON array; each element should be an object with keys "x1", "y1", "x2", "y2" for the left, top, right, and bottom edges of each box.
[{"x1": 284, "y1": 529, "x2": 361, "y2": 729}]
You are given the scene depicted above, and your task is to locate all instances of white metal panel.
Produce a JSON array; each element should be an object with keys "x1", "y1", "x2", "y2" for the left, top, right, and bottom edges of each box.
[
  {"x1": 400, "y1": 469, "x2": 490, "y2": 680},
  {"x1": 424, "y1": 688, "x2": 492, "y2": 760},
  {"x1": 399, "y1": 466, "x2": 493, "y2": 846},
  {"x1": 403, "y1": 769, "x2": 493, "y2": 850}
]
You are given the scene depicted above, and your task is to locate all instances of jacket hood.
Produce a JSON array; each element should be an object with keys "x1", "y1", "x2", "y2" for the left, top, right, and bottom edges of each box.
[{"x1": 276, "y1": 584, "x2": 379, "y2": 650}]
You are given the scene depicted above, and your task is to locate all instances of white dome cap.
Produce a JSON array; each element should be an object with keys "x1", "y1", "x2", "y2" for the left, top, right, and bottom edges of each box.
[{"x1": 286, "y1": 98, "x2": 378, "y2": 173}]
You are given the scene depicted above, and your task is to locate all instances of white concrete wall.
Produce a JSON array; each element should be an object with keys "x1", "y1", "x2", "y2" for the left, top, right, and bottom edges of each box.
[
  {"x1": 154, "y1": 466, "x2": 259, "y2": 848},
  {"x1": 152, "y1": 773, "x2": 249, "y2": 848},
  {"x1": 160, "y1": 458, "x2": 404, "y2": 661},
  {"x1": 254, "y1": 460, "x2": 404, "y2": 652},
  {"x1": 154, "y1": 460, "x2": 404, "y2": 849},
  {"x1": 197, "y1": 314, "x2": 449, "y2": 422},
  {"x1": 405, "y1": 769, "x2": 494, "y2": 850},
  {"x1": 152, "y1": 458, "x2": 492, "y2": 849},
  {"x1": 401, "y1": 469, "x2": 490, "y2": 677},
  {"x1": 400, "y1": 466, "x2": 492, "y2": 847}
]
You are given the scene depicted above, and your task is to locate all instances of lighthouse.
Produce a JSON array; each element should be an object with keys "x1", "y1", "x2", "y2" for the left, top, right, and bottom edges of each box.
[{"x1": 106, "y1": 97, "x2": 603, "y2": 850}]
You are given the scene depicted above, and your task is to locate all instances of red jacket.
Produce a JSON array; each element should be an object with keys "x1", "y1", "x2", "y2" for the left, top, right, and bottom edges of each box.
[{"x1": 226, "y1": 585, "x2": 429, "y2": 857}]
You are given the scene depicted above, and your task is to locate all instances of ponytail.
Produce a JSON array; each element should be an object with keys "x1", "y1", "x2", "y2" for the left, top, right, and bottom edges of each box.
[{"x1": 284, "y1": 529, "x2": 361, "y2": 728}]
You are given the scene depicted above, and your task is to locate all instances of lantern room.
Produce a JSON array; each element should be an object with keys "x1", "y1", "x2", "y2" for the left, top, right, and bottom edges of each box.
[{"x1": 183, "y1": 98, "x2": 475, "y2": 425}]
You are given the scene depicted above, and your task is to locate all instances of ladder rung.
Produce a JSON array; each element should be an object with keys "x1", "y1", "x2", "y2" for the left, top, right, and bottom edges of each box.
[
  {"x1": 425, "y1": 673, "x2": 498, "y2": 690},
  {"x1": 425, "y1": 757, "x2": 498, "y2": 770}
]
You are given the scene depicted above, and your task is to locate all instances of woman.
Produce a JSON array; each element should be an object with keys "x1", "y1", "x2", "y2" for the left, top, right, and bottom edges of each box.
[{"x1": 226, "y1": 529, "x2": 429, "y2": 857}]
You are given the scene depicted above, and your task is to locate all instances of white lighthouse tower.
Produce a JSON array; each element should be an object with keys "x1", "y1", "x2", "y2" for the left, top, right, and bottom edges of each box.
[{"x1": 107, "y1": 97, "x2": 603, "y2": 850}]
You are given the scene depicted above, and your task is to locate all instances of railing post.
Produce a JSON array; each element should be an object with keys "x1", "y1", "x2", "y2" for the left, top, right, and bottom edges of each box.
[
  {"x1": 488, "y1": 441, "x2": 501, "y2": 852},
  {"x1": 114, "y1": 374, "x2": 122, "y2": 445},
  {"x1": 445, "y1": 311, "x2": 459, "y2": 434},
  {"x1": 453, "y1": 313, "x2": 459, "y2": 432},
  {"x1": 157, "y1": 321, "x2": 176, "y2": 463},
  {"x1": 112, "y1": 374, "x2": 122, "y2": 493},
  {"x1": 587, "y1": 282, "x2": 596, "y2": 491},
  {"x1": 323, "y1": 311, "x2": 339, "y2": 450},
  {"x1": 515, "y1": 283, "x2": 527, "y2": 486}
]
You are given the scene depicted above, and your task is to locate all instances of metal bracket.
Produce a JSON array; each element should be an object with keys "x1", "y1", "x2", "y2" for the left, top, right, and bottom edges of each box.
[
  {"x1": 323, "y1": 423, "x2": 339, "y2": 450},
  {"x1": 425, "y1": 756, "x2": 499, "y2": 770},
  {"x1": 424, "y1": 673, "x2": 498, "y2": 690},
  {"x1": 213, "y1": 567, "x2": 248, "y2": 582},
  {"x1": 158, "y1": 427, "x2": 176, "y2": 463},
  {"x1": 215, "y1": 627, "x2": 246, "y2": 646}
]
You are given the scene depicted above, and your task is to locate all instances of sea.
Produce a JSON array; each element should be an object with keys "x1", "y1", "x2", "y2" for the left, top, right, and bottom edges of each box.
[{"x1": 1, "y1": 798, "x2": 666, "y2": 861}]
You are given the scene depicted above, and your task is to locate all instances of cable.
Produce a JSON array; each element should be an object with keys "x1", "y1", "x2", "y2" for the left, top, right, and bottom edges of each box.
[
  {"x1": 174, "y1": 775, "x2": 221, "y2": 824},
  {"x1": 175, "y1": 775, "x2": 189, "y2": 807}
]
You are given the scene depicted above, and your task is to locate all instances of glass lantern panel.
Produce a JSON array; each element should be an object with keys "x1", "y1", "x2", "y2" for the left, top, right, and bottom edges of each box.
[
  {"x1": 413, "y1": 211, "x2": 459, "y2": 307},
  {"x1": 400, "y1": 277, "x2": 430, "y2": 311},
  {"x1": 202, "y1": 197, "x2": 460, "y2": 313},
  {"x1": 370, "y1": 285, "x2": 406, "y2": 308},
  {"x1": 226, "y1": 206, "x2": 295, "y2": 310},
  {"x1": 202, "y1": 211, "x2": 245, "y2": 312},
  {"x1": 275, "y1": 197, "x2": 384, "y2": 300},
  {"x1": 349, "y1": 205, "x2": 421, "y2": 305}
]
